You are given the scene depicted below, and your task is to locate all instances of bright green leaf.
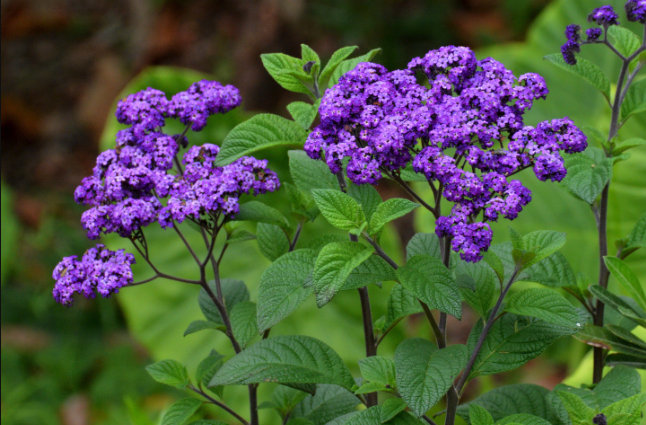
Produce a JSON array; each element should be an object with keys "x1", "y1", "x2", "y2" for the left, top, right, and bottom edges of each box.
[
  {"x1": 573, "y1": 324, "x2": 646, "y2": 357},
  {"x1": 406, "y1": 233, "x2": 441, "y2": 260},
  {"x1": 261, "y1": 53, "x2": 312, "y2": 96},
  {"x1": 195, "y1": 350, "x2": 225, "y2": 390},
  {"x1": 505, "y1": 288, "x2": 580, "y2": 329},
  {"x1": 469, "y1": 404, "x2": 495, "y2": 425},
  {"x1": 289, "y1": 150, "x2": 338, "y2": 193},
  {"x1": 329, "y1": 48, "x2": 383, "y2": 87},
  {"x1": 613, "y1": 138, "x2": 646, "y2": 155},
  {"x1": 608, "y1": 26, "x2": 642, "y2": 58},
  {"x1": 146, "y1": 359, "x2": 189, "y2": 389},
  {"x1": 385, "y1": 285, "x2": 424, "y2": 329},
  {"x1": 230, "y1": 301, "x2": 258, "y2": 348},
  {"x1": 604, "y1": 256, "x2": 646, "y2": 310},
  {"x1": 291, "y1": 384, "x2": 360, "y2": 425},
  {"x1": 358, "y1": 356, "x2": 396, "y2": 387},
  {"x1": 381, "y1": 398, "x2": 408, "y2": 423},
  {"x1": 342, "y1": 255, "x2": 396, "y2": 290},
  {"x1": 161, "y1": 398, "x2": 202, "y2": 425},
  {"x1": 312, "y1": 189, "x2": 365, "y2": 231},
  {"x1": 348, "y1": 182, "x2": 382, "y2": 223},
  {"x1": 369, "y1": 198, "x2": 419, "y2": 235},
  {"x1": 456, "y1": 259, "x2": 497, "y2": 318},
  {"x1": 288, "y1": 101, "x2": 320, "y2": 130},
  {"x1": 544, "y1": 54, "x2": 611, "y2": 102},
  {"x1": 319, "y1": 46, "x2": 359, "y2": 90},
  {"x1": 620, "y1": 77, "x2": 646, "y2": 123},
  {"x1": 257, "y1": 223, "x2": 290, "y2": 262},
  {"x1": 183, "y1": 320, "x2": 223, "y2": 337}
]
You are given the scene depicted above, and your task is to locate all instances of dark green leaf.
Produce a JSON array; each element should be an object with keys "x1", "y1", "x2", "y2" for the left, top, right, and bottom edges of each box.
[
  {"x1": 496, "y1": 414, "x2": 551, "y2": 425},
  {"x1": 522, "y1": 252, "x2": 576, "y2": 288},
  {"x1": 589, "y1": 285, "x2": 646, "y2": 328},
  {"x1": 505, "y1": 288, "x2": 580, "y2": 329},
  {"x1": 270, "y1": 386, "x2": 309, "y2": 419},
  {"x1": 348, "y1": 182, "x2": 382, "y2": 223},
  {"x1": 226, "y1": 229, "x2": 256, "y2": 245},
  {"x1": 406, "y1": 233, "x2": 441, "y2": 261},
  {"x1": 318, "y1": 46, "x2": 359, "y2": 90},
  {"x1": 234, "y1": 201, "x2": 291, "y2": 230},
  {"x1": 146, "y1": 359, "x2": 189, "y2": 389},
  {"x1": 573, "y1": 324, "x2": 646, "y2": 357},
  {"x1": 314, "y1": 241, "x2": 374, "y2": 306},
  {"x1": 342, "y1": 255, "x2": 397, "y2": 290},
  {"x1": 385, "y1": 285, "x2": 424, "y2": 329},
  {"x1": 288, "y1": 101, "x2": 320, "y2": 130},
  {"x1": 397, "y1": 255, "x2": 461, "y2": 319},
  {"x1": 519, "y1": 230, "x2": 567, "y2": 269},
  {"x1": 257, "y1": 249, "x2": 317, "y2": 333},
  {"x1": 161, "y1": 398, "x2": 202, "y2": 425},
  {"x1": 605, "y1": 353, "x2": 646, "y2": 369},
  {"x1": 312, "y1": 189, "x2": 365, "y2": 231},
  {"x1": 261, "y1": 53, "x2": 312, "y2": 95},
  {"x1": 199, "y1": 279, "x2": 249, "y2": 324},
  {"x1": 369, "y1": 198, "x2": 419, "y2": 235},
  {"x1": 560, "y1": 149, "x2": 612, "y2": 204},
  {"x1": 604, "y1": 256, "x2": 646, "y2": 310},
  {"x1": 555, "y1": 391, "x2": 594, "y2": 425},
  {"x1": 544, "y1": 54, "x2": 611, "y2": 101},
  {"x1": 215, "y1": 114, "x2": 307, "y2": 166},
  {"x1": 620, "y1": 77, "x2": 646, "y2": 122},
  {"x1": 195, "y1": 350, "x2": 225, "y2": 390},
  {"x1": 358, "y1": 356, "x2": 396, "y2": 387},
  {"x1": 395, "y1": 338, "x2": 468, "y2": 417},
  {"x1": 469, "y1": 404, "x2": 494, "y2": 425},
  {"x1": 381, "y1": 398, "x2": 407, "y2": 423},
  {"x1": 292, "y1": 384, "x2": 360, "y2": 425},
  {"x1": 625, "y1": 211, "x2": 646, "y2": 251},
  {"x1": 284, "y1": 182, "x2": 319, "y2": 222},
  {"x1": 230, "y1": 301, "x2": 257, "y2": 348},
  {"x1": 289, "y1": 150, "x2": 338, "y2": 193},
  {"x1": 594, "y1": 365, "x2": 642, "y2": 408},
  {"x1": 483, "y1": 250, "x2": 505, "y2": 285},
  {"x1": 257, "y1": 223, "x2": 290, "y2": 262},
  {"x1": 188, "y1": 421, "x2": 227, "y2": 425},
  {"x1": 455, "y1": 259, "x2": 497, "y2": 318},
  {"x1": 183, "y1": 320, "x2": 223, "y2": 337},
  {"x1": 209, "y1": 335, "x2": 355, "y2": 391}
]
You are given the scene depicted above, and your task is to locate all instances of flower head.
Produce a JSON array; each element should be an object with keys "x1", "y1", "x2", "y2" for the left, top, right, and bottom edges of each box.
[
  {"x1": 625, "y1": 0, "x2": 646, "y2": 23},
  {"x1": 586, "y1": 28, "x2": 603, "y2": 42},
  {"x1": 588, "y1": 5, "x2": 620, "y2": 26}
]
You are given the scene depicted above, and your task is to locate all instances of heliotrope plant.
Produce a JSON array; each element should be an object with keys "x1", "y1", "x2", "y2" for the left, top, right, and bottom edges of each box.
[{"x1": 54, "y1": 5, "x2": 646, "y2": 425}]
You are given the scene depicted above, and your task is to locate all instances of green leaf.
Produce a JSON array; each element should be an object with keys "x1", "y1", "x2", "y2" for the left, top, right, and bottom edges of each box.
[
  {"x1": 289, "y1": 150, "x2": 338, "y2": 193},
  {"x1": 195, "y1": 350, "x2": 225, "y2": 390},
  {"x1": 395, "y1": 338, "x2": 468, "y2": 417},
  {"x1": 369, "y1": 198, "x2": 419, "y2": 235},
  {"x1": 312, "y1": 189, "x2": 365, "y2": 231},
  {"x1": 183, "y1": 320, "x2": 223, "y2": 337},
  {"x1": 608, "y1": 26, "x2": 642, "y2": 57},
  {"x1": 621, "y1": 78, "x2": 646, "y2": 122},
  {"x1": 161, "y1": 398, "x2": 202, "y2": 425},
  {"x1": 215, "y1": 113, "x2": 307, "y2": 166},
  {"x1": 517, "y1": 230, "x2": 567, "y2": 269},
  {"x1": 397, "y1": 255, "x2": 461, "y2": 319},
  {"x1": 329, "y1": 48, "x2": 383, "y2": 87},
  {"x1": 287, "y1": 419, "x2": 315, "y2": 425},
  {"x1": 318, "y1": 46, "x2": 359, "y2": 90},
  {"x1": 261, "y1": 53, "x2": 312, "y2": 95},
  {"x1": 505, "y1": 288, "x2": 580, "y2": 329},
  {"x1": 544, "y1": 54, "x2": 611, "y2": 102},
  {"x1": 342, "y1": 255, "x2": 396, "y2": 290},
  {"x1": 561, "y1": 149, "x2": 612, "y2": 204},
  {"x1": 385, "y1": 285, "x2": 424, "y2": 329},
  {"x1": 348, "y1": 182, "x2": 382, "y2": 223},
  {"x1": 522, "y1": 252, "x2": 576, "y2": 288},
  {"x1": 358, "y1": 356, "x2": 396, "y2": 387},
  {"x1": 456, "y1": 259, "x2": 497, "y2": 318},
  {"x1": 301, "y1": 44, "x2": 321, "y2": 77},
  {"x1": 625, "y1": 211, "x2": 646, "y2": 253},
  {"x1": 406, "y1": 233, "x2": 441, "y2": 260},
  {"x1": 589, "y1": 285, "x2": 646, "y2": 328},
  {"x1": 457, "y1": 384, "x2": 559, "y2": 424},
  {"x1": 581, "y1": 125, "x2": 609, "y2": 149},
  {"x1": 483, "y1": 250, "x2": 505, "y2": 286},
  {"x1": 467, "y1": 314, "x2": 578, "y2": 378},
  {"x1": 605, "y1": 353, "x2": 646, "y2": 369},
  {"x1": 469, "y1": 405, "x2": 495, "y2": 425},
  {"x1": 381, "y1": 398, "x2": 408, "y2": 423},
  {"x1": 288, "y1": 101, "x2": 320, "y2": 130},
  {"x1": 594, "y1": 365, "x2": 642, "y2": 409},
  {"x1": 209, "y1": 335, "x2": 355, "y2": 391},
  {"x1": 199, "y1": 279, "x2": 249, "y2": 325},
  {"x1": 602, "y1": 393, "x2": 646, "y2": 425},
  {"x1": 284, "y1": 182, "x2": 319, "y2": 222},
  {"x1": 234, "y1": 201, "x2": 291, "y2": 230},
  {"x1": 146, "y1": 359, "x2": 189, "y2": 389},
  {"x1": 257, "y1": 223, "x2": 290, "y2": 262},
  {"x1": 188, "y1": 421, "x2": 227, "y2": 425},
  {"x1": 555, "y1": 391, "x2": 595, "y2": 425},
  {"x1": 354, "y1": 381, "x2": 390, "y2": 395},
  {"x1": 257, "y1": 249, "x2": 318, "y2": 333},
  {"x1": 269, "y1": 386, "x2": 309, "y2": 419},
  {"x1": 496, "y1": 414, "x2": 551, "y2": 425},
  {"x1": 291, "y1": 384, "x2": 360, "y2": 425},
  {"x1": 230, "y1": 301, "x2": 258, "y2": 348},
  {"x1": 314, "y1": 241, "x2": 374, "y2": 307},
  {"x1": 573, "y1": 324, "x2": 646, "y2": 357},
  {"x1": 604, "y1": 256, "x2": 646, "y2": 310},
  {"x1": 612, "y1": 138, "x2": 646, "y2": 155},
  {"x1": 226, "y1": 229, "x2": 256, "y2": 245}
]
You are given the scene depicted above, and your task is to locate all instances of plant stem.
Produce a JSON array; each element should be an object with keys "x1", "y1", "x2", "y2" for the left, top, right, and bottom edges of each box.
[
  {"x1": 248, "y1": 384, "x2": 259, "y2": 425},
  {"x1": 420, "y1": 301, "x2": 445, "y2": 348},
  {"x1": 190, "y1": 386, "x2": 249, "y2": 425},
  {"x1": 358, "y1": 286, "x2": 379, "y2": 407}
]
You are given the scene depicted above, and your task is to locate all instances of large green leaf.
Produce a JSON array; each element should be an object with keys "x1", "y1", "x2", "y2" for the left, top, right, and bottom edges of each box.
[
  {"x1": 288, "y1": 101, "x2": 320, "y2": 130},
  {"x1": 369, "y1": 198, "x2": 419, "y2": 235},
  {"x1": 607, "y1": 26, "x2": 642, "y2": 58},
  {"x1": 467, "y1": 314, "x2": 578, "y2": 378},
  {"x1": 312, "y1": 189, "x2": 365, "y2": 231},
  {"x1": 289, "y1": 150, "x2": 338, "y2": 193},
  {"x1": 260, "y1": 53, "x2": 312, "y2": 96},
  {"x1": 505, "y1": 288, "x2": 580, "y2": 329},
  {"x1": 621, "y1": 78, "x2": 646, "y2": 122},
  {"x1": 234, "y1": 200, "x2": 291, "y2": 230},
  {"x1": 573, "y1": 324, "x2": 646, "y2": 357},
  {"x1": 522, "y1": 252, "x2": 576, "y2": 288},
  {"x1": 257, "y1": 223, "x2": 290, "y2": 262},
  {"x1": 230, "y1": 301, "x2": 258, "y2": 348},
  {"x1": 291, "y1": 384, "x2": 360, "y2": 425},
  {"x1": 560, "y1": 149, "x2": 613, "y2": 204},
  {"x1": 455, "y1": 259, "x2": 497, "y2": 318},
  {"x1": 555, "y1": 392, "x2": 595, "y2": 425},
  {"x1": 257, "y1": 249, "x2": 317, "y2": 333},
  {"x1": 603, "y1": 256, "x2": 646, "y2": 310},
  {"x1": 385, "y1": 285, "x2": 424, "y2": 330},
  {"x1": 215, "y1": 113, "x2": 307, "y2": 166},
  {"x1": 406, "y1": 233, "x2": 441, "y2": 260},
  {"x1": 313, "y1": 241, "x2": 374, "y2": 307},
  {"x1": 342, "y1": 255, "x2": 397, "y2": 291},
  {"x1": 161, "y1": 398, "x2": 202, "y2": 425},
  {"x1": 318, "y1": 46, "x2": 359, "y2": 90},
  {"x1": 395, "y1": 339, "x2": 468, "y2": 417},
  {"x1": 348, "y1": 182, "x2": 382, "y2": 223},
  {"x1": 209, "y1": 335, "x2": 355, "y2": 391},
  {"x1": 397, "y1": 255, "x2": 461, "y2": 318},
  {"x1": 457, "y1": 384, "x2": 559, "y2": 424},
  {"x1": 544, "y1": 54, "x2": 611, "y2": 102},
  {"x1": 145, "y1": 359, "x2": 189, "y2": 389},
  {"x1": 469, "y1": 405, "x2": 495, "y2": 425},
  {"x1": 358, "y1": 356, "x2": 396, "y2": 388},
  {"x1": 601, "y1": 393, "x2": 646, "y2": 425},
  {"x1": 198, "y1": 279, "x2": 249, "y2": 325}
]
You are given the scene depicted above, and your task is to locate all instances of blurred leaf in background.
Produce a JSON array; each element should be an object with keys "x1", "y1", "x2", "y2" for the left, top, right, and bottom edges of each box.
[{"x1": 1, "y1": 180, "x2": 19, "y2": 287}]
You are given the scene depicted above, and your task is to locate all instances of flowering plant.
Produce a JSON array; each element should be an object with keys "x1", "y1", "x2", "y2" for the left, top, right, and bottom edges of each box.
[{"x1": 54, "y1": 3, "x2": 645, "y2": 425}]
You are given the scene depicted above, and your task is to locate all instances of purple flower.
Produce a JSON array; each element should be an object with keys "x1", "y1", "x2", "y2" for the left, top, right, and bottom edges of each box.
[
  {"x1": 169, "y1": 80, "x2": 242, "y2": 131},
  {"x1": 588, "y1": 5, "x2": 620, "y2": 26},
  {"x1": 586, "y1": 28, "x2": 603, "y2": 42},
  {"x1": 561, "y1": 40, "x2": 581, "y2": 65},
  {"x1": 53, "y1": 245, "x2": 135, "y2": 306},
  {"x1": 565, "y1": 24, "x2": 581, "y2": 42},
  {"x1": 115, "y1": 88, "x2": 169, "y2": 137},
  {"x1": 625, "y1": 0, "x2": 646, "y2": 23}
]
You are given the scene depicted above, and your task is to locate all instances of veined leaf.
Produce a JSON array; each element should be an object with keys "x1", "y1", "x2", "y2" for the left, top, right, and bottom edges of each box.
[
  {"x1": 555, "y1": 392, "x2": 595, "y2": 425},
  {"x1": 395, "y1": 338, "x2": 468, "y2": 417},
  {"x1": 257, "y1": 249, "x2": 318, "y2": 333},
  {"x1": 522, "y1": 252, "x2": 576, "y2": 288},
  {"x1": 358, "y1": 356, "x2": 396, "y2": 387},
  {"x1": 318, "y1": 46, "x2": 359, "y2": 90},
  {"x1": 288, "y1": 101, "x2": 320, "y2": 130},
  {"x1": 397, "y1": 255, "x2": 461, "y2": 319},
  {"x1": 573, "y1": 324, "x2": 646, "y2": 356},
  {"x1": 161, "y1": 398, "x2": 202, "y2": 425},
  {"x1": 607, "y1": 26, "x2": 641, "y2": 58},
  {"x1": 198, "y1": 279, "x2": 249, "y2": 325},
  {"x1": 601, "y1": 393, "x2": 646, "y2": 425},
  {"x1": 301, "y1": 44, "x2": 321, "y2": 78},
  {"x1": 505, "y1": 288, "x2": 580, "y2": 329},
  {"x1": 261, "y1": 53, "x2": 312, "y2": 96},
  {"x1": 329, "y1": 48, "x2": 383, "y2": 87},
  {"x1": 604, "y1": 256, "x2": 646, "y2": 311},
  {"x1": 455, "y1": 259, "x2": 497, "y2": 318},
  {"x1": 544, "y1": 54, "x2": 611, "y2": 102},
  {"x1": 496, "y1": 414, "x2": 551, "y2": 425},
  {"x1": 406, "y1": 233, "x2": 441, "y2": 260},
  {"x1": 215, "y1": 114, "x2": 307, "y2": 165},
  {"x1": 380, "y1": 398, "x2": 407, "y2": 423},
  {"x1": 369, "y1": 198, "x2": 419, "y2": 235},
  {"x1": 289, "y1": 151, "x2": 338, "y2": 193},
  {"x1": 620, "y1": 78, "x2": 646, "y2": 122},
  {"x1": 348, "y1": 182, "x2": 382, "y2": 223},
  {"x1": 517, "y1": 230, "x2": 567, "y2": 269},
  {"x1": 234, "y1": 201, "x2": 291, "y2": 230},
  {"x1": 314, "y1": 242, "x2": 374, "y2": 307},
  {"x1": 613, "y1": 138, "x2": 646, "y2": 155},
  {"x1": 467, "y1": 313, "x2": 578, "y2": 378},
  {"x1": 561, "y1": 149, "x2": 612, "y2": 204},
  {"x1": 284, "y1": 182, "x2": 320, "y2": 223},
  {"x1": 312, "y1": 189, "x2": 365, "y2": 231},
  {"x1": 230, "y1": 301, "x2": 257, "y2": 348},
  {"x1": 589, "y1": 285, "x2": 646, "y2": 328},
  {"x1": 469, "y1": 404, "x2": 494, "y2": 425},
  {"x1": 183, "y1": 320, "x2": 223, "y2": 337},
  {"x1": 146, "y1": 359, "x2": 189, "y2": 389},
  {"x1": 257, "y1": 223, "x2": 290, "y2": 262},
  {"x1": 385, "y1": 285, "x2": 424, "y2": 329},
  {"x1": 268, "y1": 386, "x2": 309, "y2": 419},
  {"x1": 292, "y1": 384, "x2": 360, "y2": 425},
  {"x1": 605, "y1": 353, "x2": 646, "y2": 369},
  {"x1": 195, "y1": 350, "x2": 224, "y2": 390},
  {"x1": 625, "y1": 211, "x2": 646, "y2": 251},
  {"x1": 594, "y1": 365, "x2": 643, "y2": 409},
  {"x1": 457, "y1": 384, "x2": 559, "y2": 424},
  {"x1": 209, "y1": 335, "x2": 355, "y2": 392},
  {"x1": 342, "y1": 255, "x2": 397, "y2": 290}
]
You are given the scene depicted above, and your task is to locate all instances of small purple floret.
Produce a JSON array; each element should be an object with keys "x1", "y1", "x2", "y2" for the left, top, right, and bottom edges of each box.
[
  {"x1": 586, "y1": 28, "x2": 603, "y2": 42},
  {"x1": 588, "y1": 5, "x2": 620, "y2": 26},
  {"x1": 625, "y1": 0, "x2": 646, "y2": 23}
]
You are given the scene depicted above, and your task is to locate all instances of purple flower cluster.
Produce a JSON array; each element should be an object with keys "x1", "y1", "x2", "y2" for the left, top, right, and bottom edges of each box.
[
  {"x1": 626, "y1": 0, "x2": 646, "y2": 23},
  {"x1": 305, "y1": 46, "x2": 587, "y2": 261},
  {"x1": 53, "y1": 245, "x2": 135, "y2": 306},
  {"x1": 588, "y1": 5, "x2": 620, "y2": 26},
  {"x1": 58, "y1": 79, "x2": 277, "y2": 304}
]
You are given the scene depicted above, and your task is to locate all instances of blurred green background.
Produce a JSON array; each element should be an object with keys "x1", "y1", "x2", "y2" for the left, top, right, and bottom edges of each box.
[{"x1": 1, "y1": 0, "x2": 644, "y2": 424}]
